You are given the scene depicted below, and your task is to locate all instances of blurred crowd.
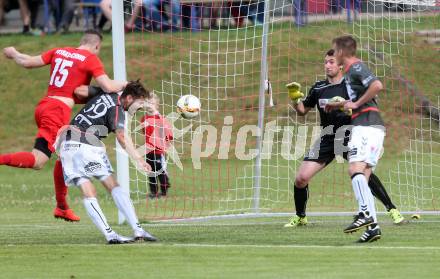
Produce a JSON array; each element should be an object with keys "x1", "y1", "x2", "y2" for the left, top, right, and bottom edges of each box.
[
  {"x1": 0, "y1": 0, "x2": 268, "y2": 34},
  {"x1": 0, "y1": 0, "x2": 110, "y2": 34},
  {"x1": 0, "y1": 0, "x2": 349, "y2": 35}
]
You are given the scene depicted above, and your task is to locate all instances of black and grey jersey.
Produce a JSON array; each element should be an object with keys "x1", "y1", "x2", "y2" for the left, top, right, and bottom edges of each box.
[
  {"x1": 344, "y1": 61, "x2": 384, "y2": 126},
  {"x1": 67, "y1": 93, "x2": 125, "y2": 144},
  {"x1": 302, "y1": 78, "x2": 351, "y2": 134}
]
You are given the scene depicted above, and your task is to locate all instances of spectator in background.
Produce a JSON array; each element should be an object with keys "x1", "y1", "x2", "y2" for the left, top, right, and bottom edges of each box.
[
  {"x1": 98, "y1": 0, "x2": 134, "y2": 31},
  {"x1": 206, "y1": 2, "x2": 221, "y2": 29},
  {"x1": 248, "y1": 0, "x2": 264, "y2": 26},
  {"x1": 97, "y1": 12, "x2": 108, "y2": 32},
  {"x1": 2, "y1": 0, "x2": 33, "y2": 33},
  {"x1": 39, "y1": 0, "x2": 77, "y2": 33},
  {"x1": 126, "y1": 0, "x2": 180, "y2": 31},
  {"x1": 0, "y1": 0, "x2": 5, "y2": 25},
  {"x1": 159, "y1": 0, "x2": 180, "y2": 30},
  {"x1": 18, "y1": 0, "x2": 31, "y2": 33},
  {"x1": 98, "y1": 0, "x2": 111, "y2": 30},
  {"x1": 228, "y1": 1, "x2": 247, "y2": 28},
  {"x1": 329, "y1": 0, "x2": 341, "y2": 14},
  {"x1": 1, "y1": 0, "x2": 40, "y2": 30},
  {"x1": 26, "y1": 0, "x2": 75, "y2": 34},
  {"x1": 228, "y1": 1, "x2": 264, "y2": 28},
  {"x1": 0, "y1": 0, "x2": 36, "y2": 31},
  {"x1": 79, "y1": 0, "x2": 101, "y2": 30},
  {"x1": 292, "y1": 0, "x2": 307, "y2": 26},
  {"x1": 27, "y1": 0, "x2": 41, "y2": 32},
  {"x1": 57, "y1": 0, "x2": 77, "y2": 32}
]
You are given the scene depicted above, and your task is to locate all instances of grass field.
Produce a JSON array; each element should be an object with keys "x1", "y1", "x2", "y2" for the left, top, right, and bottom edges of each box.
[
  {"x1": 1, "y1": 164, "x2": 440, "y2": 279},
  {"x1": 0, "y1": 13, "x2": 439, "y2": 278},
  {"x1": 1, "y1": 165, "x2": 440, "y2": 278}
]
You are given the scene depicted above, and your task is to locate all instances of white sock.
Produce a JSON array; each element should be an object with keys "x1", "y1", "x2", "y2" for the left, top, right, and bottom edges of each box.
[
  {"x1": 111, "y1": 186, "x2": 142, "y2": 233},
  {"x1": 351, "y1": 173, "x2": 377, "y2": 222},
  {"x1": 83, "y1": 197, "x2": 114, "y2": 240}
]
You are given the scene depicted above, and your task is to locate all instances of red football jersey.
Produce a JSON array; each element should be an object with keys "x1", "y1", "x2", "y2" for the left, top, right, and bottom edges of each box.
[
  {"x1": 140, "y1": 114, "x2": 173, "y2": 155},
  {"x1": 41, "y1": 47, "x2": 105, "y2": 102}
]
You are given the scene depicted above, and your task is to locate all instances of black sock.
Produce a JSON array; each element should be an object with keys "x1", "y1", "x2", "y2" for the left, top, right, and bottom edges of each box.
[
  {"x1": 149, "y1": 177, "x2": 158, "y2": 195},
  {"x1": 22, "y1": 25, "x2": 30, "y2": 33},
  {"x1": 294, "y1": 185, "x2": 308, "y2": 218},
  {"x1": 368, "y1": 173, "x2": 396, "y2": 211}
]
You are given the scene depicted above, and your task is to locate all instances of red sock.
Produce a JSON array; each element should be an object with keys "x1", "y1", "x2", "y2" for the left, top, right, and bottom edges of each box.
[
  {"x1": 54, "y1": 160, "x2": 69, "y2": 210},
  {"x1": 0, "y1": 152, "x2": 36, "y2": 168}
]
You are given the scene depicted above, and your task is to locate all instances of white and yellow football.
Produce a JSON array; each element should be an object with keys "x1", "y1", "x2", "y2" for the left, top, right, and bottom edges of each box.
[
  {"x1": 176, "y1": 94, "x2": 201, "y2": 119},
  {"x1": 328, "y1": 96, "x2": 352, "y2": 116}
]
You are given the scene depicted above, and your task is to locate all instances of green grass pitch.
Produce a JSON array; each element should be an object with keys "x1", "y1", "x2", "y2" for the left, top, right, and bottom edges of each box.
[{"x1": 1, "y1": 161, "x2": 440, "y2": 278}]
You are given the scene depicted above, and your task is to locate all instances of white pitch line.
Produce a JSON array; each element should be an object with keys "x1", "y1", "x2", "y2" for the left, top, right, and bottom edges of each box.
[
  {"x1": 2, "y1": 243, "x2": 440, "y2": 251},
  {"x1": 146, "y1": 220, "x2": 440, "y2": 226},
  {"x1": 169, "y1": 243, "x2": 440, "y2": 251},
  {"x1": 0, "y1": 219, "x2": 439, "y2": 228}
]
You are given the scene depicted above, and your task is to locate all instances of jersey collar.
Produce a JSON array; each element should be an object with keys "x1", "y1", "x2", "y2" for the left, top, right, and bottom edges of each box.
[
  {"x1": 328, "y1": 76, "x2": 345, "y2": 85},
  {"x1": 343, "y1": 58, "x2": 361, "y2": 73}
]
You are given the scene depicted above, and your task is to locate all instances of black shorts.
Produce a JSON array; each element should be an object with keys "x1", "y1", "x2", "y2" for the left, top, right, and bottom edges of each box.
[
  {"x1": 34, "y1": 137, "x2": 52, "y2": 158},
  {"x1": 145, "y1": 153, "x2": 170, "y2": 189},
  {"x1": 304, "y1": 136, "x2": 349, "y2": 165}
]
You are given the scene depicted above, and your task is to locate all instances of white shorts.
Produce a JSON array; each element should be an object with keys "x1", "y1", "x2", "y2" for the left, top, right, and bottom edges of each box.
[
  {"x1": 59, "y1": 141, "x2": 113, "y2": 187},
  {"x1": 348, "y1": 126, "x2": 385, "y2": 167}
]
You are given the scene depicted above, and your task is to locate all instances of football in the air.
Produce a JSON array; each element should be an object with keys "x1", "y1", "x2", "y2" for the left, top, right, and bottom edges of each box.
[{"x1": 176, "y1": 94, "x2": 201, "y2": 119}]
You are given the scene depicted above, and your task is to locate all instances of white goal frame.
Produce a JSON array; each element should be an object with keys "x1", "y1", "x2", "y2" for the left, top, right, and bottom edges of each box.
[{"x1": 113, "y1": 0, "x2": 440, "y2": 223}]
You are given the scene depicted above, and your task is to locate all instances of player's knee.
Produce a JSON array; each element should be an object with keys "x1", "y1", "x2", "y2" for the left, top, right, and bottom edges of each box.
[
  {"x1": 83, "y1": 192, "x2": 96, "y2": 199},
  {"x1": 32, "y1": 160, "x2": 46, "y2": 170},
  {"x1": 32, "y1": 143, "x2": 51, "y2": 170},
  {"x1": 295, "y1": 174, "x2": 309, "y2": 188},
  {"x1": 101, "y1": 175, "x2": 118, "y2": 192},
  {"x1": 348, "y1": 165, "x2": 363, "y2": 177},
  {"x1": 82, "y1": 187, "x2": 97, "y2": 198},
  {"x1": 348, "y1": 167, "x2": 355, "y2": 177}
]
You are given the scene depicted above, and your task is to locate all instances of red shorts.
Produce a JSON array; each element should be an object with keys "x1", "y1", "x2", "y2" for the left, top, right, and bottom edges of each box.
[{"x1": 34, "y1": 97, "x2": 72, "y2": 153}]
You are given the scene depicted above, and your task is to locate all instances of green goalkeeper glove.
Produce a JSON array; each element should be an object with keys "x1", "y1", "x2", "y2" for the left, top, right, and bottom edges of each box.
[{"x1": 286, "y1": 82, "x2": 304, "y2": 104}]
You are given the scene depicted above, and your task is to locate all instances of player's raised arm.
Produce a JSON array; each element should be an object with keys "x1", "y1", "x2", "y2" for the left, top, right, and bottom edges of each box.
[
  {"x1": 287, "y1": 82, "x2": 306, "y2": 115},
  {"x1": 76, "y1": 30, "x2": 127, "y2": 93},
  {"x1": 286, "y1": 82, "x2": 312, "y2": 116},
  {"x1": 95, "y1": 74, "x2": 127, "y2": 93},
  {"x1": 74, "y1": 85, "x2": 92, "y2": 101},
  {"x1": 292, "y1": 99, "x2": 310, "y2": 116},
  {"x1": 74, "y1": 85, "x2": 108, "y2": 101},
  {"x1": 3, "y1": 47, "x2": 45, "y2": 69}
]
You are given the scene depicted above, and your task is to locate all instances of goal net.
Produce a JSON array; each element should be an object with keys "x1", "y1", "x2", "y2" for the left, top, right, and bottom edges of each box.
[{"x1": 117, "y1": 0, "x2": 440, "y2": 220}]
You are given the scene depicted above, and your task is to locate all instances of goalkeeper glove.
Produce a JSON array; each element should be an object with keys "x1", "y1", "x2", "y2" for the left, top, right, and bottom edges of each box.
[{"x1": 286, "y1": 82, "x2": 304, "y2": 104}]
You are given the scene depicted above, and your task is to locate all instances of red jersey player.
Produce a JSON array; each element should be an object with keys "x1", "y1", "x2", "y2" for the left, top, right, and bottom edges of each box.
[
  {"x1": 140, "y1": 93, "x2": 173, "y2": 199},
  {"x1": 1, "y1": 30, "x2": 126, "y2": 221}
]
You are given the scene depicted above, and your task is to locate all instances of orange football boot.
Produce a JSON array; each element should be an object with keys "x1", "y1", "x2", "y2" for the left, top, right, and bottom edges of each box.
[{"x1": 53, "y1": 207, "x2": 80, "y2": 222}]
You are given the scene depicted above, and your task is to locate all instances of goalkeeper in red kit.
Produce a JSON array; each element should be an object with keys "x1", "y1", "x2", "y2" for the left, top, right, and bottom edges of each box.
[
  {"x1": 140, "y1": 93, "x2": 173, "y2": 199},
  {"x1": 1, "y1": 30, "x2": 126, "y2": 221}
]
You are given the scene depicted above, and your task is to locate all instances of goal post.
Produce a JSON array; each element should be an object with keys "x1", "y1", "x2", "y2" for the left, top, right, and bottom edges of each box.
[
  {"x1": 115, "y1": 0, "x2": 439, "y2": 221},
  {"x1": 111, "y1": 0, "x2": 130, "y2": 224},
  {"x1": 253, "y1": 0, "x2": 271, "y2": 213}
]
